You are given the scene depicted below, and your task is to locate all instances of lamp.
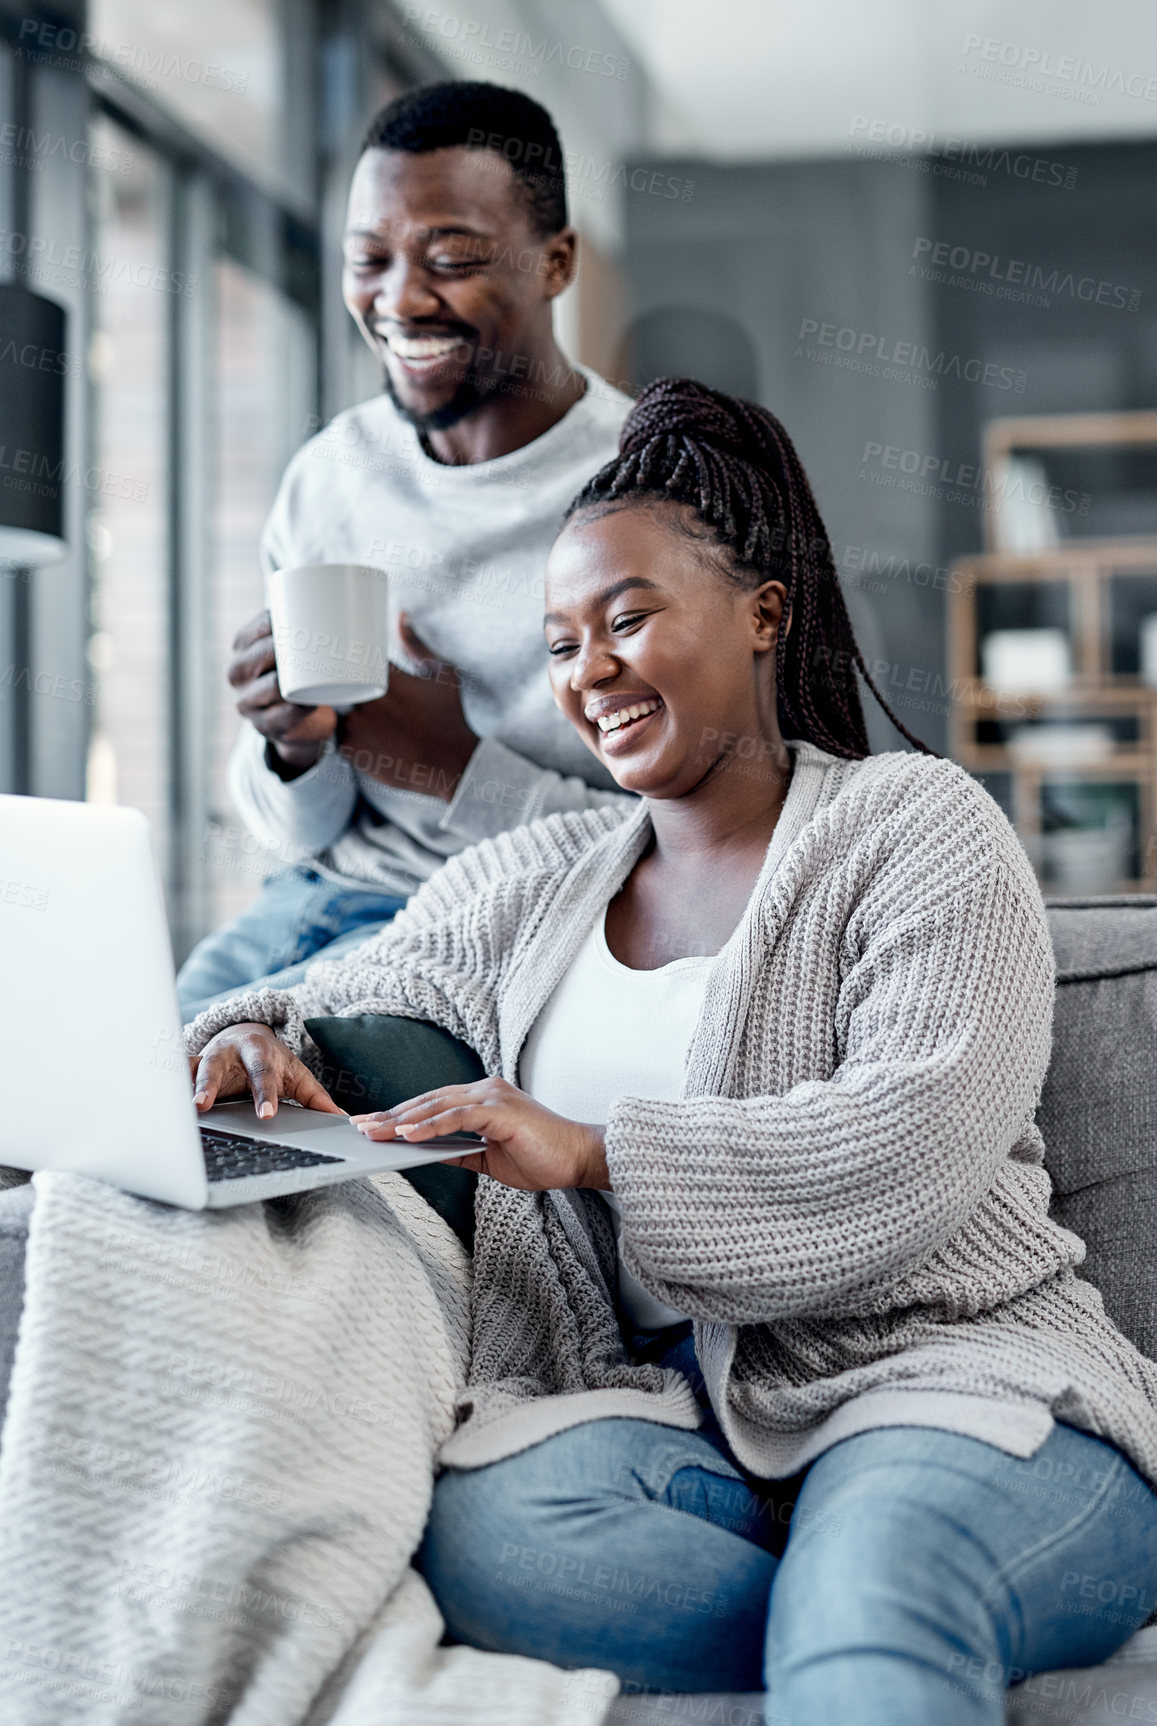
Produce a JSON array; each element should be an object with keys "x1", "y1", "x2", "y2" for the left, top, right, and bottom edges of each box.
[{"x1": 0, "y1": 282, "x2": 68, "y2": 567}]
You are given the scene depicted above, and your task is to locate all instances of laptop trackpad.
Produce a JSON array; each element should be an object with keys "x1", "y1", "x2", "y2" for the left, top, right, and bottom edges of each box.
[{"x1": 202, "y1": 1099, "x2": 481, "y2": 1155}]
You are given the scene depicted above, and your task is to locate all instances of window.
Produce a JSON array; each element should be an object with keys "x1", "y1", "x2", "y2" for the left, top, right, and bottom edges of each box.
[
  {"x1": 206, "y1": 254, "x2": 313, "y2": 929},
  {"x1": 88, "y1": 0, "x2": 301, "y2": 203},
  {"x1": 85, "y1": 118, "x2": 170, "y2": 868},
  {"x1": 3, "y1": 2, "x2": 382, "y2": 955},
  {"x1": 75, "y1": 17, "x2": 322, "y2": 958}
]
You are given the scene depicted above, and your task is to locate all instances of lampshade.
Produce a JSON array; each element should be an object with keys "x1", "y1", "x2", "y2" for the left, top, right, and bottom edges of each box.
[{"x1": 0, "y1": 282, "x2": 68, "y2": 567}]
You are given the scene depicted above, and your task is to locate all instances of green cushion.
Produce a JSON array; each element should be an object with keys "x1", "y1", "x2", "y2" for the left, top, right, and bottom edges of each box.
[{"x1": 305, "y1": 1014, "x2": 482, "y2": 1252}]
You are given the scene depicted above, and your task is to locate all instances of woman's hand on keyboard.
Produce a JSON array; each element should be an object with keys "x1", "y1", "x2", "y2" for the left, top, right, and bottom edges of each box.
[
  {"x1": 349, "y1": 1077, "x2": 609, "y2": 1192},
  {"x1": 188, "y1": 1023, "x2": 345, "y2": 1120}
]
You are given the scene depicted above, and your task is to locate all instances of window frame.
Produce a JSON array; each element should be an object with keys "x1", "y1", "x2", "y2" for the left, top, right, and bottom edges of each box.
[{"x1": 0, "y1": 0, "x2": 436, "y2": 956}]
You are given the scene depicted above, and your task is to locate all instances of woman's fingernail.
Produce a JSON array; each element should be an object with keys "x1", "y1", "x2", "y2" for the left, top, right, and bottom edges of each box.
[
  {"x1": 258, "y1": 1102, "x2": 275, "y2": 1119},
  {"x1": 193, "y1": 1092, "x2": 208, "y2": 1106}
]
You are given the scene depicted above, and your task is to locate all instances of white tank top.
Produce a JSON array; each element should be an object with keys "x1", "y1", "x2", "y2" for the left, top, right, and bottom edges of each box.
[{"x1": 518, "y1": 908, "x2": 714, "y2": 1332}]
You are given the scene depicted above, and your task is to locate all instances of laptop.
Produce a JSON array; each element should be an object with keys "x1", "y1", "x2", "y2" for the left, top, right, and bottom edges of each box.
[{"x1": 0, "y1": 793, "x2": 482, "y2": 1209}]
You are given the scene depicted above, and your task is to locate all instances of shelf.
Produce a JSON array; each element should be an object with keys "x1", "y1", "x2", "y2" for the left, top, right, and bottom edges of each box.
[
  {"x1": 948, "y1": 446, "x2": 1157, "y2": 893},
  {"x1": 980, "y1": 414, "x2": 1157, "y2": 555},
  {"x1": 959, "y1": 749, "x2": 1152, "y2": 774}
]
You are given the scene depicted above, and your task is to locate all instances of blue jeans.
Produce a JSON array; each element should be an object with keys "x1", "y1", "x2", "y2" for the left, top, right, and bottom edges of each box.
[
  {"x1": 418, "y1": 1375, "x2": 1157, "y2": 1719},
  {"x1": 176, "y1": 863, "x2": 405, "y2": 1024}
]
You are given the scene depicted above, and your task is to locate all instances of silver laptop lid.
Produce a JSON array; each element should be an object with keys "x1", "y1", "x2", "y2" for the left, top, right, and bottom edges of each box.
[{"x1": 0, "y1": 794, "x2": 209, "y2": 1207}]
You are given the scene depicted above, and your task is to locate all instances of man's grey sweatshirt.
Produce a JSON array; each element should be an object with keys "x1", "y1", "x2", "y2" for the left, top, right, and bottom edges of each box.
[{"x1": 228, "y1": 367, "x2": 633, "y2": 896}]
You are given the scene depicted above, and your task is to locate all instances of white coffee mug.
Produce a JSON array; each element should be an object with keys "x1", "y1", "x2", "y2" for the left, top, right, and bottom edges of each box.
[{"x1": 267, "y1": 563, "x2": 390, "y2": 706}]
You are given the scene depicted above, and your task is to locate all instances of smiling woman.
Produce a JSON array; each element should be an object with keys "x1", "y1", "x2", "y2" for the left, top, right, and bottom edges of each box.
[
  {"x1": 551, "y1": 375, "x2": 934, "y2": 764},
  {"x1": 534, "y1": 377, "x2": 935, "y2": 966},
  {"x1": 185, "y1": 377, "x2": 1157, "y2": 1722}
]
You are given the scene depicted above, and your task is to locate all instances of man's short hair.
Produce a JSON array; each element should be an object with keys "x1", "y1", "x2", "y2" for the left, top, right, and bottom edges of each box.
[{"x1": 361, "y1": 81, "x2": 568, "y2": 237}]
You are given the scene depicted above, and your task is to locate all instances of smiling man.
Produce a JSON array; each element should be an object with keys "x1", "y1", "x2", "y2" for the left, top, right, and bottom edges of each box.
[{"x1": 177, "y1": 82, "x2": 633, "y2": 1023}]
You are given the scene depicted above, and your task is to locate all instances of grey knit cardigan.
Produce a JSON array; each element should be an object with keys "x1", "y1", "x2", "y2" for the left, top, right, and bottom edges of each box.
[{"x1": 187, "y1": 742, "x2": 1157, "y2": 1483}]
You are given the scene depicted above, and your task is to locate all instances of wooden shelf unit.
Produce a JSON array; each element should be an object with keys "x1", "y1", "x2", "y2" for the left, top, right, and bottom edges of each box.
[
  {"x1": 981, "y1": 411, "x2": 1157, "y2": 554},
  {"x1": 948, "y1": 540, "x2": 1157, "y2": 895}
]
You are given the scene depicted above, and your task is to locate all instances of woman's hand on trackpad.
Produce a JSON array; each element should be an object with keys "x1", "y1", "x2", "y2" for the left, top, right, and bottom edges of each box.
[
  {"x1": 188, "y1": 1022, "x2": 345, "y2": 1119},
  {"x1": 350, "y1": 1077, "x2": 609, "y2": 1191}
]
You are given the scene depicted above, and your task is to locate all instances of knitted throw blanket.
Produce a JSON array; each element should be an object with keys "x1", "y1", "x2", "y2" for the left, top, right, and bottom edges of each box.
[{"x1": 0, "y1": 1171, "x2": 613, "y2": 1725}]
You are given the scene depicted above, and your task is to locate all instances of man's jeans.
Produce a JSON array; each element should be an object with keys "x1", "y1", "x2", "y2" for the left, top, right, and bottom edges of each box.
[
  {"x1": 176, "y1": 863, "x2": 405, "y2": 1025},
  {"x1": 417, "y1": 1330, "x2": 1157, "y2": 1721}
]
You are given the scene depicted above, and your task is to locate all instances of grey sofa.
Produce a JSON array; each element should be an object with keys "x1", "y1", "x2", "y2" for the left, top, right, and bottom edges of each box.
[
  {"x1": 2, "y1": 898, "x2": 1156, "y2": 1723},
  {"x1": 608, "y1": 895, "x2": 1157, "y2": 1726}
]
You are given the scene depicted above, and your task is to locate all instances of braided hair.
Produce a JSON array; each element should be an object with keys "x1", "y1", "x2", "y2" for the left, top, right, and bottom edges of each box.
[{"x1": 564, "y1": 377, "x2": 935, "y2": 760}]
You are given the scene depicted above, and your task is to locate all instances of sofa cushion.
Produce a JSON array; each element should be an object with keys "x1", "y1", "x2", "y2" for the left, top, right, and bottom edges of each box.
[
  {"x1": 1040, "y1": 897, "x2": 1157, "y2": 1360},
  {"x1": 305, "y1": 1014, "x2": 482, "y2": 1252}
]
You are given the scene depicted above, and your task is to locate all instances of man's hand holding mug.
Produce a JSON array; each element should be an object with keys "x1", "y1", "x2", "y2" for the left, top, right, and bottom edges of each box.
[
  {"x1": 229, "y1": 563, "x2": 478, "y2": 796},
  {"x1": 227, "y1": 610, "x2": 338, "y2": 778}
]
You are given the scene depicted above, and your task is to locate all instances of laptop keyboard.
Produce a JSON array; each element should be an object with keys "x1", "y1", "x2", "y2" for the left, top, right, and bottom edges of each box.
[{"x1": 199, "y1": 1126, "x2": 347, "y2": 1183}]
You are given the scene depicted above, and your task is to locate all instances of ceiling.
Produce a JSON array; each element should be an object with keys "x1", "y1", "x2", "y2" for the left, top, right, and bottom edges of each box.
[{"x1": 597, "y1": 0, "x2": 1157, "y2": 158}]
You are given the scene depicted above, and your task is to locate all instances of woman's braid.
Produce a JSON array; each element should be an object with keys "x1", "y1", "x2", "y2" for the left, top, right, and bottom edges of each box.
[{"x1": 564, "y1": 376, "x2": 935, "y2": 760}]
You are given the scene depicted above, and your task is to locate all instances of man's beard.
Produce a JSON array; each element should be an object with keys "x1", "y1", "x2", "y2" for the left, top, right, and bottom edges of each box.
[{"x1": 382, "y1": 360, "x2": 503, "y2": 433}]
